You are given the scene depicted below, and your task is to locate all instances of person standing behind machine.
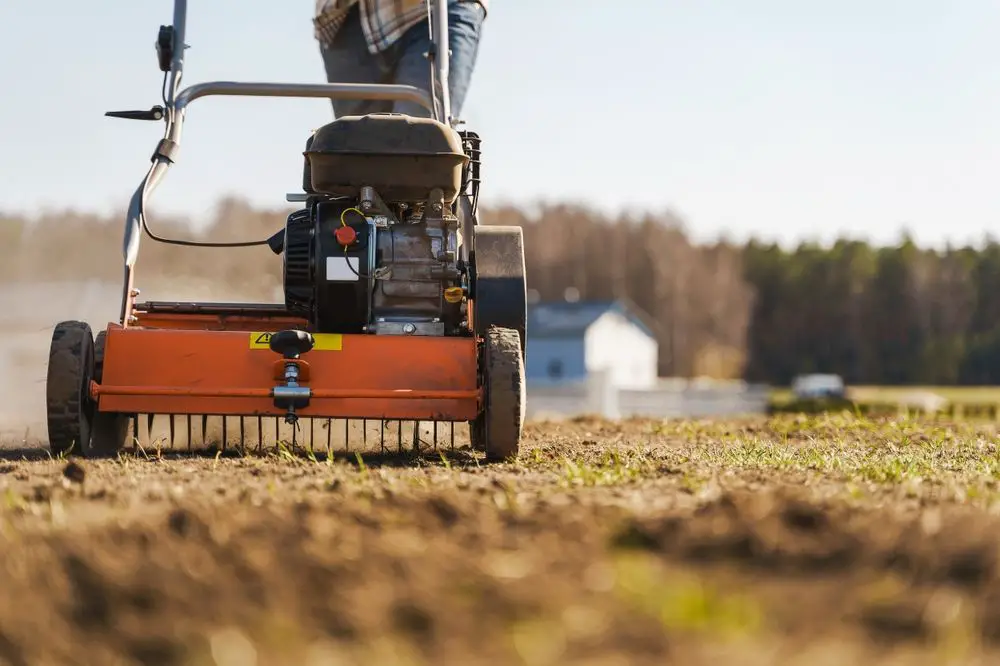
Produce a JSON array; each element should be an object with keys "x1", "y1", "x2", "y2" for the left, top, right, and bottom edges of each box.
[{"x1": 313, "y1": 0, "x2": 489, "y2": 120}]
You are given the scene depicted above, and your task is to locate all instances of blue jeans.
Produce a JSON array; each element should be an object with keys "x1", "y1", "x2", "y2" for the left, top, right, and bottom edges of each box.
[{"x1": 319, "y1": 2, "x2": 486, "y2": 120}]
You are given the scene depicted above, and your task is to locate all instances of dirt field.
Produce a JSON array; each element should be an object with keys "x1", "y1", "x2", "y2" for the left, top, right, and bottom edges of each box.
[
  {"x1": 1, "y1": 414, "x2": 1000, "y2": 665},
  {"x1": 4, "y1": 275, "x2": 1000, "y2": 664}
]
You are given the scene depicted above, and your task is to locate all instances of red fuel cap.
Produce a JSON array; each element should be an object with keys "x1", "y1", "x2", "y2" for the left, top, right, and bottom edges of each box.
[{"x1": 334, "y1": 225, "x2": 357, "y2": 246}]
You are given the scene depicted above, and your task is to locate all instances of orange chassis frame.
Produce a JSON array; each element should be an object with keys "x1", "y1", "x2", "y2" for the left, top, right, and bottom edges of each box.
[{"x1": 92, "y1": 306, "x2": 483, "y2": 422}]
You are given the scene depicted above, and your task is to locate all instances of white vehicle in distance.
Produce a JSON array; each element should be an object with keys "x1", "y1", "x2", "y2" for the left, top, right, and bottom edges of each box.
[{"x1": 791, "y1": 374, "x2": 846, "y2": 400}]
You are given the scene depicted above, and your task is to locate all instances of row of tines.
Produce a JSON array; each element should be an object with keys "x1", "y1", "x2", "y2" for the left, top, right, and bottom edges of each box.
[{"x1": 126, "y1": 413, "x2": 472, "y2": 456}]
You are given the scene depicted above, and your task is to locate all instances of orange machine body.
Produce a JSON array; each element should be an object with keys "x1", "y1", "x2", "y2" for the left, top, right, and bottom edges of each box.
[{"x1": 93, "y1": 309, "x2": 482, "y2": 421}]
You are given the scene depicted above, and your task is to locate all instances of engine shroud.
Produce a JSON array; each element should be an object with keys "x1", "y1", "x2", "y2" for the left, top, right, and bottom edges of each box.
[
  {"x1": 283, "y1": 200, "x2": 376, "y2": 334},
  {"x1": 304, "y1": 113, "x2": 469, "y2": 204}
]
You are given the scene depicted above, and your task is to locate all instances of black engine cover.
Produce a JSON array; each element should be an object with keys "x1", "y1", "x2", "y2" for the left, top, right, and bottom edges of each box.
[{"x1": 282, "y1": 200, "x2": 374, "y2": 333}]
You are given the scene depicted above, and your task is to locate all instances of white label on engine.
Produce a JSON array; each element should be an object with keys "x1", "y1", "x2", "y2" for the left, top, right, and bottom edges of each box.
[{"x1": 326, "y1": 256, "x2": 361, "y2": 281}]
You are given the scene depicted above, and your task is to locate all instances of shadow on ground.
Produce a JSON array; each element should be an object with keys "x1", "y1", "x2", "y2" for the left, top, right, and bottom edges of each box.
[{"x1": 0, "y1": 442, "x2": 488, "y2": 468}]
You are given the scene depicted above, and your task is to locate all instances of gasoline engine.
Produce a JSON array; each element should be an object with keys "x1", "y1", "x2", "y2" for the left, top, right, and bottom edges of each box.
[{"x1": 267, "y1": 113, "x2": 476, "y2": 337}]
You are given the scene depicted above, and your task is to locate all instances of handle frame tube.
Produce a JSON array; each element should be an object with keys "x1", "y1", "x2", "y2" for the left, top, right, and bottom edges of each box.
[{"x1": 119, "y1": 0, "x2": 451, "y2": 325}]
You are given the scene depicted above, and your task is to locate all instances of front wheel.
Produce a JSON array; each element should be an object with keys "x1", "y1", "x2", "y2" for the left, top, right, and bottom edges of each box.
[
  {"x1": 45, "y1": 321, "x2": 96, "y2": 457},
  {"x1": 470, "y1": 326, "x2": 525, "y2": 462}
]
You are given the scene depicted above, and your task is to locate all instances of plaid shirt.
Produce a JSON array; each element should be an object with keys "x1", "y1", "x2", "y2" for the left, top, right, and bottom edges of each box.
[{"x1": 314, "y1": 0, "x2": 488, "y2": 54}]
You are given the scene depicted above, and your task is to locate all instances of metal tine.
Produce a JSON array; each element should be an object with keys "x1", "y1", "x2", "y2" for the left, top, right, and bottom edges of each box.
[
  {"x1": 450, "y1": 422, "x2": 455, "y2": 450},
  {"x1": 326, "y1": 418, "x2": 332, "y2": 457},
  {"x1": 309, "y1": 418, "x2": 315, "y2": 453},
  {"x1": 412, "y1": 420, "x2": 420, "y2": 453},
  {"x1": 397, "y1": 420, "x2": 403, "y2": 453},
  {"x1": 380, "y1": 419, "x2": 384, "y2": 454},
  {"x1": 201, "y1": 414, "x2": 208, "y2": 448},
  {"x1": 434, "y1": 421, "x2": 438, "y2": 451},
  {"x1": 222, "y1": 417, "x2": 228, "y2": 453},
  {"x1": 145, "y1": 413, "x2": 155, "y2": 448},
  {"x1": 169, "y1": 415, "x2": 175, "y2": 449},
  {"x1": 187, "y1": 415, "x2": 192, "y2": 452},
  {"x1": 257, "y1": 416, "x2": 263, "y2": 453},
  {"x1": 363, "y1": 418, "x2": 368, "y2": 450},
  {"x1": 240, "y1": 417, "x2": 246, "y2": 454},
  {"x1": 344, "y1": 419, "x2": 349, "y2": 454}
]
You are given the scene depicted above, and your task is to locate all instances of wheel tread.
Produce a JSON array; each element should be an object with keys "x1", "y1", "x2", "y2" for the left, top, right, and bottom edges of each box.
[
  {"x1": 45, "y1": 321, "x2": 94, "y2": 457},
  {"x1": 482, "y1": 326, "x2": 525, "y2": 461}
]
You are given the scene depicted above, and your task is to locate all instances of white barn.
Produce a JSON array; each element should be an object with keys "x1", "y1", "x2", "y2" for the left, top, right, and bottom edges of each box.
[{"x1": 526, "y1": 299, "x2": 659, "y2": 390}]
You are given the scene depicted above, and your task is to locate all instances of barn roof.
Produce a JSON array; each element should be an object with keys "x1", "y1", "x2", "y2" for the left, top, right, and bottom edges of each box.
[{"x1": 527, "y1": 299, "x2": 657, "y2": 339}]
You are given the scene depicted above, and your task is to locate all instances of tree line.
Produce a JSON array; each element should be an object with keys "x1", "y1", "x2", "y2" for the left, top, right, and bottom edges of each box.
[{"x1": 4, "y1": 197, "x2": 998, "y2": 385}]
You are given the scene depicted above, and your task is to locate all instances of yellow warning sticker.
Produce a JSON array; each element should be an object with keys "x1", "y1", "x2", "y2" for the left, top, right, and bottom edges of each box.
[{"x1": 249, "y1": 332, "x2": 343, "y2": 351}]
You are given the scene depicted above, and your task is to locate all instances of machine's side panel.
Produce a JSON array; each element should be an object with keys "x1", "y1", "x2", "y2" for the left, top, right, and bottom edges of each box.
[{"x1": 96, "y1": 327, "x2": 480, "y2": 420}]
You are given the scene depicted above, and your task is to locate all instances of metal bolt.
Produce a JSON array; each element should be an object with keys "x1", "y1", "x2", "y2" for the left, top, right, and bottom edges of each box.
[
  {"x1": 402, "y1": 323, "x2": 416, "y2": 335},
  {"x1": 361, "y1": 200, "x2": 372, "y2": 211},
  {"x1": 130, "y1": 288, "x2": 141, "y2": 297}
]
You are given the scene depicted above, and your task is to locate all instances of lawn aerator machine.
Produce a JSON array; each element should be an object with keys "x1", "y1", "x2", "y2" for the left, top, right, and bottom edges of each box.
[{"x1": 45, "y1": 0, "x2": 527, "y2": 460}]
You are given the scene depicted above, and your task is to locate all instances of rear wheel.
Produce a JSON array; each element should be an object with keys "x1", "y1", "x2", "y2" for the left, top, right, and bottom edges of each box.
[
  {"x1": 471, "y1": 225, "x2": 527, "y2": 362},
  {"x1": 46, "y1": 321, "x2": 95, "y2": 457},
  {"x1": 470, "y1": 326, "x2": 525, "y2": 461}
]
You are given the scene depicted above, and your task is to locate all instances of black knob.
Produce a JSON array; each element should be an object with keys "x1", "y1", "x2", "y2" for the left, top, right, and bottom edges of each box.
[{"x1": 268, "y1": 329, "x2": 315, "y2": 359}]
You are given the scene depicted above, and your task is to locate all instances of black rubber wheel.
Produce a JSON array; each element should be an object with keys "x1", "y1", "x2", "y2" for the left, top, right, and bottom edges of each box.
[
  {"x1": 471, "y1": 225, "x2": 527, "y2": 362},
  {"x1": 87, "y1": 330, "x2": 130, "y2": 458},
  {"x1": 94, "y1": 330, "x2": 107, "y2": 379},
  {"x1": 470, "y1": 326, "x2": 525, "y2": 462},
  {"x1": 46, "y1": 321, "x2": 96, "y2": 457}
]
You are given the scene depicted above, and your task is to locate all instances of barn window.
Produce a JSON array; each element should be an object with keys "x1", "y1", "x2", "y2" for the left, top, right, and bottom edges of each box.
[{"x1": 547, "y1": 359, "x2": 563, "y2": 379}]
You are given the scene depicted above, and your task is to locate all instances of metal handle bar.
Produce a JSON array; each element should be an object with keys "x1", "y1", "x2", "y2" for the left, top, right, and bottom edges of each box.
[
  {"x1": 118, "y1": 0, "x2": 451, "y2": 324},
  {"x1": 174, "y1": 81, "x2": 434, "y2": 113}
]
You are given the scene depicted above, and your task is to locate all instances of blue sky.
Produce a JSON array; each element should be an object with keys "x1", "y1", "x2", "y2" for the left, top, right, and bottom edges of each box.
[{"x1": 1, "y1": 1, "x2": 998, "y2": 248}]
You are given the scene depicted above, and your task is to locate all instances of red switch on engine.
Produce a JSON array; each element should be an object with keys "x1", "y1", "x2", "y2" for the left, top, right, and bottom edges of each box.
[{"x1": 334, "y1": 225, "x2": 357, "y2": 247}]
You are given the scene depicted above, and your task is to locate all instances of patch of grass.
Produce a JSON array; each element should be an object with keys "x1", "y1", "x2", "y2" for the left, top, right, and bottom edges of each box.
[
  {"x1": 770, "y1": 386, "x2": 1000, "y2": 405},
  {"x1": 850, "y1": 386, "x2": 1000, "y2": 404},
  {"x1": 2, "y1": 488, "x2": 25, "y2": 512},
  {"x1": 354, "y1": 452, "x2": 370, "y2": 480},
  {"x1": 535, "y1": 413, "x2": 1000, "y2": 507},
  {"x1": 612, "y1": 553, "x2": 763, "y2": 638},
  {"x1": 679, "y1": 472, "x2": 705, "y2": 494},
  {"x1": 560, "y1": 450, "x2": 654, "y2": 488}
]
